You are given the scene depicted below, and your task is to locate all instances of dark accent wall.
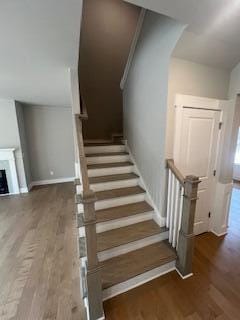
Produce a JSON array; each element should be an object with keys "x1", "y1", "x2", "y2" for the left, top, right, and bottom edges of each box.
[{"x1": 79, "y1": 0, "x2": 140, "y2": 139}]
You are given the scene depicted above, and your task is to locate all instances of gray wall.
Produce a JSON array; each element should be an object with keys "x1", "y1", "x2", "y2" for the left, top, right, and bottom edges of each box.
[
  {"x1": 23, "y1": 105, "x2": 75, "y2": 182},
  {"x1": 0, "y1": 99, "x2": 28, "y2": 190},
  {"x1": 79, "y1": 0, "x2": 140, "y2": 139},
  {"x1": 166, "y1": 57, "x2": 230, "y2": 157},
  {"x1": 123, "y1": 11, "x2": 185, "y2": 218},
  {"x1": 15, "y1": 101, "x2": 32, "y2": 187}
]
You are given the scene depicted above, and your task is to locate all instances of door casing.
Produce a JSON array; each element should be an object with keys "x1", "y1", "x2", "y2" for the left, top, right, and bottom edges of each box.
[{"x1": 173, "y1": 94, "x2": 224, "y2": 234}]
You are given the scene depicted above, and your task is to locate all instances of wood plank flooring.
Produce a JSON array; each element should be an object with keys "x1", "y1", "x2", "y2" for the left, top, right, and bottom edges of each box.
[
  {"x1": 0, "y1": 183, "x2": 84, "y2": 320},
  {"x1": 1, "y1": 183, "x2": 240, "y2": 319},
  {"x1": 103, "y1": 185, "x2": 240, "y2": 319}
]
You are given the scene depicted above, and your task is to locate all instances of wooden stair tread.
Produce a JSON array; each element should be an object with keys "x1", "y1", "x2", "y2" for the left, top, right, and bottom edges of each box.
[
  {"x1": 95, "y1": 186, "x2": 145, "y2": 201},
  {"x1": 89, "y1": 173, "x2": 138, "y2": 184},
  {"x1": 101, "y1": 241, "x2": 176, "y2": 289},
  {"x1": 78, "y1": 221, "x2": 167, "y2": 257},
  {"x1": 87, "y1": 162, "x2": 133, "y2": 170},
  {"x1": 84, "y1": 142, "x2": 124, "y2": 146},
  {"x1": 96, "y1": 201, "x2": 153, "y2": 223},
  {"x1": 86, "y1": 152, "x2": 128, "y2": 157},
  {"x1": 97, "y1": 220, "x2": 167, "y2": 252}
]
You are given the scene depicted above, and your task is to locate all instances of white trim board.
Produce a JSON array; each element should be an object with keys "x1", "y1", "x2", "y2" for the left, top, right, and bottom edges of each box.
[
  {"x1": 211, "y1": 182, "x2": 233, "y2": 236},
  {"x1": 29, "y1": 177, "x2": 75, "y2": 189},
  {"x1": 0, "y1": 148, "x2": 20, "y2": 194},
  {"x1": 175, "y1": 268, "x2": 193, "y2": 280}
]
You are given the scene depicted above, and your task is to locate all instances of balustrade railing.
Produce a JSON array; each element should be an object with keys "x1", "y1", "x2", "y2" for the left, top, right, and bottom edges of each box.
[
  {"x1": 166, "y1": 159, "x2": 200, "y2": 278},
  {"x1": 74, "y1": 100, "x2": 104, "y2": 320}
]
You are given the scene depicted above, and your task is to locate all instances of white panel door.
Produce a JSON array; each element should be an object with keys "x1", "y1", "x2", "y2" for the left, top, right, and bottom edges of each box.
[{"x1": 178, "y1": 108, "x2": 221, "y2": 234}]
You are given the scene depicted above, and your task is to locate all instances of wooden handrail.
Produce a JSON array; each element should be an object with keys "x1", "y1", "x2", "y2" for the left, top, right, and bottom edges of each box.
[
  {"x1": 80, "y1": 95, "x2": 88, "y2": 120},
  {"x1": 75, "y1": 114, "x2": 90, "y2": 191},
  {"x1": 166, "y1": 159, "x2": 185, "y2": 186}
]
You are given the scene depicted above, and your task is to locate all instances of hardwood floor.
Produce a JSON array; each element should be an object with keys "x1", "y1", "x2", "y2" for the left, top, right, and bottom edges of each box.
[
  {"x1": 1, "y1": 183, "x2": 240, "y2": 319},
  {"x1": 104, "y1": 185, "x2": 240, "y2": 320},
  {"x1": 0, "y1": 183, "x2": 84, "y2": 320}
]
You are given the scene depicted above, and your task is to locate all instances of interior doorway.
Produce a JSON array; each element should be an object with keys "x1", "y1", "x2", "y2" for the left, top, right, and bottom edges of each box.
[{"x1": 173, "y1": 95, "x2": 224, "y2": 235}]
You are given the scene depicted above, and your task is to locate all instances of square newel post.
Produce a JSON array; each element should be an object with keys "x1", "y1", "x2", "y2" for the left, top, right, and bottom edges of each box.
[
  {"x1": 81, "y1": 190, "x2": 104, "y2": 320},
  {"x1": 176, "y1": 175, "x2": 200, "y2": 278}
]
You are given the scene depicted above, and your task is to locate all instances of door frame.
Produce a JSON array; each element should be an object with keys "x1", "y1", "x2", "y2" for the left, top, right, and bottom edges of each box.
[{"x1": 173, "y1": 94, "x2": 225, "y2": 233}]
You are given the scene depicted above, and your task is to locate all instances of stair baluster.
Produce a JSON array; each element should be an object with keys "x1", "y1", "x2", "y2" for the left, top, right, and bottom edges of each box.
[{"x1": 166, "y1": 159, "x2": 200, "y2": 278}]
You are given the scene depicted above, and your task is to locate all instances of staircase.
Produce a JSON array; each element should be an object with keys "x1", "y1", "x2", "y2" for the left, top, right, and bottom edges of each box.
[{"x1": 77, "y1": 142, "x2": 176, "y2": 301}]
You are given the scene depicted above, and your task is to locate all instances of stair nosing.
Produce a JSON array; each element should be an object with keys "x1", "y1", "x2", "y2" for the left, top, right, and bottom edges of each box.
[
  {"x1": 84, "y1": 143, "x2": 124, "y2": 147},
  {"x1": 86, "y1": 152, "x2": 129, "y2": 157},
  {"x1": 101, "y1": 241, "x2": 177, "y2": 289},
  {"x1": 87, "y1": 161, "x2": 133, "y2": 170},
  {"x1": 79, "y1": 224, "x2": 168, "y2": 256},
  {"x1": 95, "y1": 186, "x2": 145, "y2": 202},
  {"x1": 89, "y1": 173, "x2": 139, "y2": 185},
  {"x1": 97, "y1": 222, "x2": 168, "y2": 252},
  {"x1": 95, "y1": 201, "x2": 154, "y2": 222}
]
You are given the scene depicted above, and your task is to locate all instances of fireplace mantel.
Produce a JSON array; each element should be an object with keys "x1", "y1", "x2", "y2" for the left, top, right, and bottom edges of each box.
[{"x1": 0, "y1": 148, "x2": 20, "y2": 194}]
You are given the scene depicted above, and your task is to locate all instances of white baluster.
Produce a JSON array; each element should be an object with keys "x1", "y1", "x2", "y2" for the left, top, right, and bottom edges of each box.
[
  {"x1": 172, "y1": 180, "x2": 180, "y2": 248},
  {"x1": 166, "y1": 169, "x2": 172, "y2": 229},
  {"x1": 169, "y1": 173, "x2": 176, "y2": 244}
]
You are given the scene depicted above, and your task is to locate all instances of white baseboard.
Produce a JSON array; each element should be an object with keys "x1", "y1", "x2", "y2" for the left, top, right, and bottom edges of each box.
[
  {"x1": 20, "y1": 187, "x2": 29, "y2": 193},
  {"x1": 210, "y1": 230, "x2": 227, "y2": 237},
  {"x1": 175, "y1": 268, "x2": 193, "y2": 279},
  {"x1": 0, "y1": 192, "x2": 18, "y2": 197},
  {"x1": 30, "y1": 177, "x2": 75, "y2": 189}
]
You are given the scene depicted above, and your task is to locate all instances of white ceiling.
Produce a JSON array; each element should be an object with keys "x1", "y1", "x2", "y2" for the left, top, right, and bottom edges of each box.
[
  {"x1": 125, "y1": 0, "x2": 240, "y2": 70},
  {"x1": 0, "y1": 0, "x2": 82, "y2": 106}
]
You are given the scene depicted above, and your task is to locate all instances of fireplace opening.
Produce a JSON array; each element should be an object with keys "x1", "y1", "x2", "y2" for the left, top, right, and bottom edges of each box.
[{"x1": 0, "y1": 169, "x2": 9, "y2": 194}]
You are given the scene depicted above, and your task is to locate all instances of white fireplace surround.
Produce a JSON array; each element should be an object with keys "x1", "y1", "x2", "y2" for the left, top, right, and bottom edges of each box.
[{"x1": 0, "y1": 148, "x2": 20, "y2": 194}]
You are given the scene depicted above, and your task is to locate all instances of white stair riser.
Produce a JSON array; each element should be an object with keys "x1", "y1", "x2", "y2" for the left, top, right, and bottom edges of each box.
[
  {"x1": 102, "y1": 261, "x2": 176, "y2": 301},
  {"x1": 88, "y1": 166, "x2": 133, "y2": 177},
  {"x1": 78, "y1": 211, "x2": 154, "y2": 236},
  {"x1": 76, "y1": 177, "x2": 138, "y2": 192},
  {"x1": 76, "y1": 185, "x2": 82, "y2": 194},
  {"x1": 77, "y1": 203, "x2": 83, "y2": 214},
  {"x1": 98, "y1": 231, "x2": 169, "y2": 261},
  {"x1": 95, "y1": 193, "x2": 146, "y2": 210},
  {"x1": 84, "y1": 145, "x2": 125, "y2": 154},
  {"x1": 86, "y1": 155, "x2": 130, "y2": 165},
  {"x1": 90, "y1": 178, "x2": 139, "y2": 192}
]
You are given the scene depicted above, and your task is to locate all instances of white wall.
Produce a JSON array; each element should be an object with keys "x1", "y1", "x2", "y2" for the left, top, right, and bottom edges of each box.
[
  {"x1": 233, "y1": 165, "x2": 240, "y2": 180},
  {"x1": 166, "y1": 57, "x2": 230, "y2": 157},
  {"x1": 23, "y1": 105, "x2": 75, "y2": 183},
  {"x1": 229, "y1": 62, "x2": 240, "y2": 99},
  {"x1": 123, "y1": 11, "x2": 185, "y2": 218},
  {"x1": 0, "y1": 0, "x2": 82, "y2": 107},
  {"x1": 219, "y1": 62, "x2": 240, "y2": 183}
]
